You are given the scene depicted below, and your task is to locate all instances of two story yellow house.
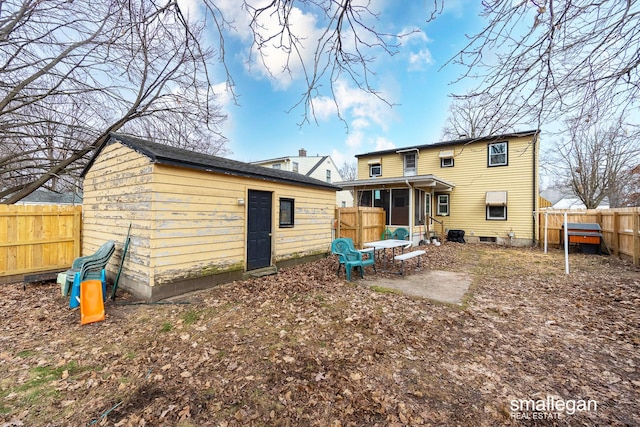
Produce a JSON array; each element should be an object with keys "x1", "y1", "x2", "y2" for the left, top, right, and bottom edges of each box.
[{"x1": 339, "y1": 130, "x2": 540, "y2": 246}]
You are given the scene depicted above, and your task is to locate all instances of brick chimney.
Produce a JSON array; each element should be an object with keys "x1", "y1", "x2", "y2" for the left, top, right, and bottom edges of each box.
[{"x1": 298, "y1": 148, "x2": 307, "y2": 157}]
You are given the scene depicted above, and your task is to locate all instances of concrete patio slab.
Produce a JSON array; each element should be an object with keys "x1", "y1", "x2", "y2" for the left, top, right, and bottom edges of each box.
[{"x1": 363, "y1": 270, "x2": 472, "y2": 304}]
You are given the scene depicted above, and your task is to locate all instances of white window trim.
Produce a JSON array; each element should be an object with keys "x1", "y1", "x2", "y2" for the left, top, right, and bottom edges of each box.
[
  {"x1": 486, "y1": 205, "x2": 507, "y2": 220},
  {"x1": 488, "y1": 141, "x2": 508, "y2": 167},
  {"x1": 441, "y1": 157, "x2": 454, "y2": 168},
  {"x1": 404, "y1": 152, "x2": 416, "y2": 176},
  {"x1": 437, "y1": 194, "x2": 449, "y2": 216},
  {"x1": 370, "y1": 163, "x2": 382, "y2": 177}
]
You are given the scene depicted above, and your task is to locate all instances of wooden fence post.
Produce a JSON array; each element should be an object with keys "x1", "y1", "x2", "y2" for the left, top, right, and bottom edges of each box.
[
  {"x1": 612, "y1": 211, "x2": 619, "y2": 256},
  {"x1": 356, "y1": 209, "x2": 362, "y2": 248},
  {"x1": 634, "y1": 213, "x2": 639, "y2": 266}
]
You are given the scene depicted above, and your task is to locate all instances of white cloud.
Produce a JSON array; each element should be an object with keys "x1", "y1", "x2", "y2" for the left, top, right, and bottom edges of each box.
[
  {"x1": 397, "y1": 28, "x2": 430, "y2": 46},
  {"x1": 238, "y1": 3, "x2": 323, "y2": 90},
  {"x1": 311, "y1": 96, "x2": 338, "y2": 120},
  {"x1": 345, "y1": 130, "x2": 364, "y2": 149},
  {"x1": 374, "y1": 136, "x2": 395, "y2": 151},
  {"x1": 408, "y1": 49, "x2": 434, "y2": 71}
]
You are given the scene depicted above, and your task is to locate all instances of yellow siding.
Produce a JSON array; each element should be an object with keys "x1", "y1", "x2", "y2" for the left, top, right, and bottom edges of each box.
[
  {"x1": 83, "y1": 142, "x2": 337, "y2": 294},
  {"x1": 431, "y1": 136, "x2": 536, "y2": 240},
  {"x1": 82, "y1": 143, "x2": 154, "y2": 289},
  {"x1": 356, "y1": 135, "x2": 539, "y2": 242},
  {"x1": 150, "y1": 164, "x2": 335, "y2": 283}
]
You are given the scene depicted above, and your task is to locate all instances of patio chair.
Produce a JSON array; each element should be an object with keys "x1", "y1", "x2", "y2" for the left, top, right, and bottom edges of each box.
[
  {"x1": 392, "y1": 228, "x2": 410, "y2": 241},
  {"x1": 331, "y1": 238, "x2": 375, "y2": 281},
  {"x1": 63, "y1": 240, "x2": 115, "y2": 297}
]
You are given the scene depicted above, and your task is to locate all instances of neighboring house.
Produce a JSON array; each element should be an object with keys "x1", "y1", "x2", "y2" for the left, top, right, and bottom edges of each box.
[
  {"x1": 540, "y1": 188, "x2": 610, "y2": 210},
  {"x1": 14, "y1": 188, "x2": 82, "y2": 205},
  {"x1": 339, "y1": 130, "x2": 541, "y2": 246},
  {"x1": 252, "y1": 149, "x2": 353, "y2": 207},
  {"x1": 81, "y1": 134, "x2": 340, "y2": 300}
]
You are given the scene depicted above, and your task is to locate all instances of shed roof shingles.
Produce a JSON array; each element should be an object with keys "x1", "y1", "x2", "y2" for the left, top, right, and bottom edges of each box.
[{"x1": 87, "y1": 133, "x2": 340, "y2": 192}]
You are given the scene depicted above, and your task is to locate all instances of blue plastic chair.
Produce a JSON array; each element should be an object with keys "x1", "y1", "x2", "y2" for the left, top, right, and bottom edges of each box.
[
  {"x1": 331, "y1": 238, "x2": 375, "y2": 281},
  {"x1": 392, "y1": 228, "x2": 410, "y2": 240}
]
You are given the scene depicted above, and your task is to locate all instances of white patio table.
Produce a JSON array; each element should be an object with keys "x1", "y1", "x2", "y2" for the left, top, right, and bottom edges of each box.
[{"x1": 363, "y1": 239, "x2": 412, "y2": 271}]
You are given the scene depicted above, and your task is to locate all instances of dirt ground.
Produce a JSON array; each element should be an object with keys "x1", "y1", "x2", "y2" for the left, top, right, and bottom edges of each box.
[{"x1": 1, "y1": 243, "x2": 639, "y2": 426}]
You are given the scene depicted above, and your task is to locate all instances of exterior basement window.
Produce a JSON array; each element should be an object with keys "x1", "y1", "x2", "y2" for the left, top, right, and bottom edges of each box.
[{"x1": 279, "y1": 198, "x2": 295, "y2": 227}]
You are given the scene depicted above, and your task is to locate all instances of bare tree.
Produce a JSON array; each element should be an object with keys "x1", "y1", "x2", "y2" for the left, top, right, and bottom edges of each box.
[
  {"x1": 338, "y1": 161, "x2": 357, "y2": 182},
  {"x1": 440, "y1": 1, "x2": 640, "y2": 129},
  {"x1": 553, "y1": 117, "x2": 640, "y2": 209},
  {"x1": 440, "y1": 93, "x2": 518, "y2": 140},
  {"x1": 1, "y1": 0, "x2": 415, "y2": 203},
  {"x1": 1, "y1": 0, "x2": 226, "y2": 203}
]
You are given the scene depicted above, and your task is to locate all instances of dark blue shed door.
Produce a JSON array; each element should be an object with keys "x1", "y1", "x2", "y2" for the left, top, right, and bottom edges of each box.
[{"x1": 247, "y1": 190, "x2": 272, "y2": 270}]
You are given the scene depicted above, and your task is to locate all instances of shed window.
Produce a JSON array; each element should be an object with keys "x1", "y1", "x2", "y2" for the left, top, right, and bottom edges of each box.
[{"x1": 279, "y1": 198, "x2": 295, "y2": 227}]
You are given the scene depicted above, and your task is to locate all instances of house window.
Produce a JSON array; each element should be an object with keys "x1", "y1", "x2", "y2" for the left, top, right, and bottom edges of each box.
[
  {"x1": 326, "y1": 169, "x2": 331, "y2": 183},
  {"x1": 369, "y1": 163, "x2": 381, "y2": 177},
  {"x1": 404, "y1": 153, "x2": 416, "y2": 176},
  {"x1": 272, "y1": 164, "x2": 281, "y2": 170},
  {"x1": 486, "y1": 191, "x2": 507, "y2": 220},
  {"x1": 437, "y1": 194, "x2": 449, "y2": 216},
  {"x1": 488, "y1": 142, "x2": 508, "y2": 167},
  {"x1": 487, "y1": 205, "x2": 507, "y2": 220},
  {"x1": 292, "y1": 162, "x2": 299, "y2": 172},
  {"x1": 279, "y1": 198, "x2": 294, "y2": 227},
  {"x1": 358, "y1": 190, "x2": 372, "y2": 207},
  {"x1": 439, "y1": 150, "x2": 454, "y2": 168},
  {"x1": 441, "y1": 157, "x2": 454, "y2": 168}
]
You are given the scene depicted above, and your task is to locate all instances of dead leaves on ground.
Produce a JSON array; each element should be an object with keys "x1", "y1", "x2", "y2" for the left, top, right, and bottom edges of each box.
[{"x1": 0, "y1": 243, "x2": 638, "y2": 426}]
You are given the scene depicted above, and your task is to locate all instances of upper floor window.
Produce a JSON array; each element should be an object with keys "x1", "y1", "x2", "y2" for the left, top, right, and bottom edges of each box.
[
  {"x1": 441, "y1": 157, "x2": 454, "y2": 168},
  {"x1": 326, "y1": 169, "x2": 331, "y2": 183},
  {"x1": 272, "y1": 163, "x2": 281, "y2": 170},
  {"x1": 488, "y1": 142, "x2": 508, "y2": 167},
  {"x1": 369, "y1": 163, "x2": 381, "y2": 177},
  {"x1": 292, "y1": 162, "x2": 299, "y2": 172},
  {"x1": 404, "y1": 153, "x2": 416, "y2": 176}
]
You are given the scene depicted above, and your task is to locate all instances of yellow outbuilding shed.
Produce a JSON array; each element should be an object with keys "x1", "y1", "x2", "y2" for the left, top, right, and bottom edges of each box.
[{"x1": 81, "y1": 133, "x2": 339, "y2": 300}]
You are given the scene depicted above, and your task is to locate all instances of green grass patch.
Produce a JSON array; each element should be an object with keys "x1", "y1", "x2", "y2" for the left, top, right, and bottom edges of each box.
[
  {"x1": 182, "y1": 310, "x2": 200, "y2": 325},
  {"x1": 160, "y1": 322, "x2": 173, "y2": 332},
  {"x1": 369, "y1": 285, "x2": 400, "y2": 294},
  {"x1": 16, "y1": 350, "x2": 36, "y2": 358}
]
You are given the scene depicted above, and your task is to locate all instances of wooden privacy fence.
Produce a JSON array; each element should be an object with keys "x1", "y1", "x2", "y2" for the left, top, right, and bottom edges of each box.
[
  {"x1": 335, "y1": 207, "x2": 385, "y2": 248},
  {"x1": 539, "y1": 207, "x2": 640, "y2": 264},
  {"x1": 0, "y1": 205, "x2": 82, "y2": 283}
]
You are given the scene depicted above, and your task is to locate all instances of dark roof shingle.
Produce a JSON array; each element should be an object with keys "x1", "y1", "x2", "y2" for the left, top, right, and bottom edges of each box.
[{"x1": 83, "y1": 133, "x2": 340, "y2": 192}]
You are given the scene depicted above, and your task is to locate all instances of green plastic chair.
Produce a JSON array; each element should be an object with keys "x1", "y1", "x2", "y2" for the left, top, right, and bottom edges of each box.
[
  {"x1": 63, "y1": 240, "x2": 115, "y2": 296},
  {"x1": 381, "y1": 228, "x2": 393, "y2": 240},
  {"x1": 392, "y1": 228, "x2": 410, "y2": 240},
  {"x1": 331, "y1": 238, "x2": 375, "y2": 281}
]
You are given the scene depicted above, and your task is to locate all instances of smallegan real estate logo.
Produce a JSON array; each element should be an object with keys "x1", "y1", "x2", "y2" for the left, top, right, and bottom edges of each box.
[{"x1": 510, "y1": 396, "x2": 598, "y2": 420}]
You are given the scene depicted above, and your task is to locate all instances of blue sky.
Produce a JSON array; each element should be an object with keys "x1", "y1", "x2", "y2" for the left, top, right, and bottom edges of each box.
[{"x1": 197, "y1": 0, "x2": 488, "y2": 167}]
